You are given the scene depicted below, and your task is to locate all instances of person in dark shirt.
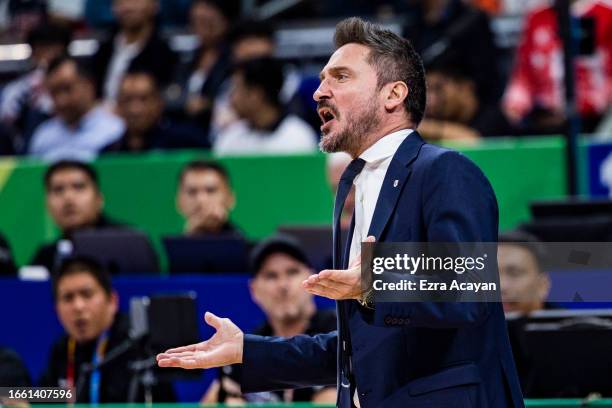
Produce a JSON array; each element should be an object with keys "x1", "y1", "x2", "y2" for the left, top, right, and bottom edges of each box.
[
  {"x1": 202, "y1": 235, "x2": 336, "y2": 404},
  {"x1": 103, "y1": 71, "x2": 205, "y2": 153},
  {"x1": 30, "y1": 161, "x2": 136, "y2": 273},
  {"x1": 39, "y1": 257, "x2": 175, "y2": 403},
  {"x1": 498, "y1": 230, "x2": 553, "y2": 393},
  {"x1": 0, "y1": 233, "x2": 17, "y2": 276},
  {"x1": 164, "y1": 0, "x2": 240, "y2": 138},
  {"x1": 419, "y1": 64, "x2": 516, "y2": 142},
  {"x1": 175, "y1": 160, "x2": 241, "y2": 237},
  {"x1": 90, "y1": 0, "x2": 177, "y2": 104},
  {"x1": 0, "y1": 347, "x2": 31, "y2": 386},
  {"x1": 402, "y1": 0, "x2": 502, "y2": 104}
]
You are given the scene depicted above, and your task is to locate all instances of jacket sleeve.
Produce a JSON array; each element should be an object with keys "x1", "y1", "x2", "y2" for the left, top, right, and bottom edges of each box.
[
  {"x1": 361, "y1": 150, "x2": 498, "y2": 329},
  {"x1": 237, "y1": 331, "x2": 338, "y2": 393}
]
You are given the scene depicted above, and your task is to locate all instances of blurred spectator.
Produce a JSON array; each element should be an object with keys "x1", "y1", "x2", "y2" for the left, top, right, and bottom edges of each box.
[
  {"x1": 202, "y1": 235, "x2": 336, "y2": 404},
  {"x1": 498, "y1": 230, "x2": 551, "y2": 314},
  {"x1": 211, "y1": 19, "x2": 310, "y2": 137},
  {"x1": 91, "y1": 0, "x2": 177, "y2": 103},
  {"x1": 39, "y1": 256, "x2": 175, "y2": 402},
  {"x1": 103, "y1": 71, "x2": 205, "y2": 153},
  {"x1": 0, "y1": 23, "x2": 70, "y2": 154},
  {"x1": 165, "y1": 0, "x2": 240, "y2": 139},
  {"x1": 84, "y1": 0, "x2": 192, "y2": 30},
  {"x1": 0, "y1": 232, "x2": 16, "y2": 276},
  {"x1": 213, "y1": 57, "x2": 317, "y2": 156},
  {"x1": 30, "y1": 161, "x2": 122, "y2": 273},
  {"x1": 0, "y1": 0, "x2": 47, "y2": 41},
  {"x1": 28, "y1": 56, "x2": 124, "y2": 162},
  {"x1": 403, "y1": 0, "x2": 502, "y2": 104},
  {"x1": 176, "y1": 160, "x2": 241, "y2": 237},
  {"x1": 326, "y1": 152, "x2": 354, "y2": 231},
  {"x1": 419, "y1": 64, "x2": 516, "y2": 142},
  {"x1": 0, "y1": 347, "x2": 30, "y2": 386},
  {"x1": 502, "y1": 0, "x2": 612, "y2": 134}
]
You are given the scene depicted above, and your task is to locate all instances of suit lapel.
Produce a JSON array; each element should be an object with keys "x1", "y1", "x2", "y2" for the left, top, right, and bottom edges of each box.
[{"x1": 367, "y1": 132, "x2": 426, "y2": 240}]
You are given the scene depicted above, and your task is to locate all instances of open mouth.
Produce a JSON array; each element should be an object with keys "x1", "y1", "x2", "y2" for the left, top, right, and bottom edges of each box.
[{"x1": 318, "y1": 107, "x2": 337, "y2": 129}]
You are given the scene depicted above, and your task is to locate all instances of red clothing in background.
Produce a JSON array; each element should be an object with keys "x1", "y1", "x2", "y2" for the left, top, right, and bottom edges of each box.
[{"x1": 503, "y1": 1, "x2": 612, "y2": 121}]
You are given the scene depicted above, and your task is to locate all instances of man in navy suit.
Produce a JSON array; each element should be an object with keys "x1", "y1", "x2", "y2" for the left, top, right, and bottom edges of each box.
[{"x1": 157, "y1": 17, "x2": 524, "y2": 408}]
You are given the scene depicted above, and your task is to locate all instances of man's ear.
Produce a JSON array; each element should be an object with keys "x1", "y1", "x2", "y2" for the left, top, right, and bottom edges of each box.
[
  {"x1": 248, "y1": 278, "x2": 261, "y2": 305},
  {"x1": 384, "y1": 81, "x2": 409, "y2": 112}
]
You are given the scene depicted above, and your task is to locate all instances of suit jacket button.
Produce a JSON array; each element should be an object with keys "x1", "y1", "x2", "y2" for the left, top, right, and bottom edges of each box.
[
  {"x1": 391, "y1": 318, "x2": 398, "y2": 325},
  {"x1": 404, "y1": 318, "x2": 410, "y2": 325},
  {"x1": 397, "y1": 318, "x2": 404, "y2": 324},
  {"x1": 384, "y1": 316, "x2": 393, "y2": 324}
]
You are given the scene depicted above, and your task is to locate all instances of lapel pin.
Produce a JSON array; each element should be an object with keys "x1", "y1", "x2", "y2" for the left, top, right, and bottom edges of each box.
[{"x1": 393, "y1": 179, "x2": 399, "y2": 187}]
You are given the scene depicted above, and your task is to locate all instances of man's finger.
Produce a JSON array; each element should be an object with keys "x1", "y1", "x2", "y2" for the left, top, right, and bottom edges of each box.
[
  {"x1": 318, "y1": 269, "x2": 358, "y2": 286},
  {"x1": 204, "y1": 311, "x2": 223, "y2": 330},
  {"x1": 161, "y1": 344, "x2": 196, "y2": 355}
]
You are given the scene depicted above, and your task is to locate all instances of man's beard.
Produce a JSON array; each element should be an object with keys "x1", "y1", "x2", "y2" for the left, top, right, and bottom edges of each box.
[{"x1": 319, "y1": 99, "x2": 381, "y2": 155}]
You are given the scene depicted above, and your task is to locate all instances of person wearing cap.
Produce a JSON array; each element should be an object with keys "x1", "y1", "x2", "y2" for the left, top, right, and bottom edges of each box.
[{"x1": 201, "y1": 235, "x2": 337, "y2": 404}]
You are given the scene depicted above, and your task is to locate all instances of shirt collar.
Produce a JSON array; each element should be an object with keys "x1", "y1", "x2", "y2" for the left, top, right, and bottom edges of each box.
[{"x1": 359, "y1": 128, "x2": 413, "y2": 164}]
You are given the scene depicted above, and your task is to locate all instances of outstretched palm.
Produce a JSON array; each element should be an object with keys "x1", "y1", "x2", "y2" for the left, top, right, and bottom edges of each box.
[{"x1": 156, "y1": 312, "x2": 244, "y2": 369}]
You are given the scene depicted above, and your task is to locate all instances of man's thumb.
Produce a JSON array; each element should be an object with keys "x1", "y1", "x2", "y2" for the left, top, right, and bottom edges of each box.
[{"x1": 204, "y1": 311, "x2": 223, "y2": 330}]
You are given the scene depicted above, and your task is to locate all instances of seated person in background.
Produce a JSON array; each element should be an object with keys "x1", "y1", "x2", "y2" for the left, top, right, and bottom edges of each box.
[
  {"x1": 0, "y1": 233, "x2": 17, "y2": 276},
  {"x1": 202, "y1": 235, "x2": 336, "y2": 404},
  {"x1": 418, "y1": 64, "x2": 516, "y2": 143},
  {"x1": 211, "y1": 19, "x2": 309, "y2": 136},
  {"x1": 503, "y1": 0, "x2": 612, "y2": 134},
  {"x1": 30, "y1": 161, "x2": 123, "y2": 273},
  {"x1": 498, "y1": 229, "x2": 552, "y2": 391},
  {"x1": 0, "y1": 23, "x2": 70, "y2": 154},
  {"x1": 213, "y1": 57, "x2": 317, "y2": 156},
  {"x1": 176, "y1": 160, "x2": 241, "y2": 237},
  {"x1": 28, "y1": 56, "x2": 125, "y2": 162},
  {"x1": 103, "y1": 71, "x2": 205, "y2": 153},
  {"x1": 39, "y1": 257, "x2": 175, "y2": 402},
  {"x1": 498, "y1": 229, "x2": 551, "y2": 315},
  {"x1": 164, "y1": 0, "x2": 239, "y2": 138},
  {"x1": 0, "y1": 347, "x2": 31, "y2": 386},
  {"x1": 91, "y1": 0, "x2": 177, "y2": 104}
]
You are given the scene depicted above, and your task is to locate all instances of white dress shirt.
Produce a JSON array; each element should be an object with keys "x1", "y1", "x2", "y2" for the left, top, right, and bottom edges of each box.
[{"x1": 348, "y1": 129, "x2": 413, "y2": 265}]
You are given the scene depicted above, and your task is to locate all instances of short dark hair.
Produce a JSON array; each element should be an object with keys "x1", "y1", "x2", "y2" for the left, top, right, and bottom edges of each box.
[
  {"x1": 499, "y1": 229, "x2": 546, "y2": 272},
  {"x1": 27, "y1": 23, "x2": 71, "y2": 49},
  {"x1": 228, "y1": 19, "x2": 274, "y2": 47},
  {"x1": 234, "y1": 57, "x2": 284, "y2": 107},
  {"x1": 250, "y1": 235, "x2": 312, "y2": 276},
  {"x1": 192, "y1": 0, "x2": 241, "y2": 21},
  {"x1": 178, "y1": 160, "x2": 231, "y2": 186},
  {"x1": 333, "y1": 17, "x2": 426, "y2": 125},
  {"x1": 46, "y1": 55, "x2": 95, "y2": 83},
  {"x1": 52, "y1": 256, "x2": 113, "y2": 301},
  {"x1": 44, "y1": 160, "x2": 100, "y2": 191}
]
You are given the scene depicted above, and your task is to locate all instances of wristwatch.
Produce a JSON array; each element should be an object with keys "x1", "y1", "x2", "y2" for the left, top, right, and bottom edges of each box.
[{"x1": 359, "y1": 289, "x2": 375, "y2": 309}]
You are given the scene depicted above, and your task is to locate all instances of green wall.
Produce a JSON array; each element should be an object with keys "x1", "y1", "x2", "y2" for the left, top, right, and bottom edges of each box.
[{"x1": 0, "y1": 136, "x2": 567, "y2": 268}]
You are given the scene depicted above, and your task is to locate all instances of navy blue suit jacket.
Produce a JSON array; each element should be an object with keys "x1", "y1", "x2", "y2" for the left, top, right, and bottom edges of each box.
[{"x1": 239, "y1": 132, "x2": 524, "y2": 407}]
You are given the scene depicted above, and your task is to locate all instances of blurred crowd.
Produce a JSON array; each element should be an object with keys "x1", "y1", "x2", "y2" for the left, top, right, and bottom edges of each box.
[{"x1": 0, "y1": 0, "x2": 608, "y2": 159}]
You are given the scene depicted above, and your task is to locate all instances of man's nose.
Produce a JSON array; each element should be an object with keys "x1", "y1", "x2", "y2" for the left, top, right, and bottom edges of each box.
[
  {"x1": 72, "y1": 296, "x2": 86, "y2": 312},
  {"x1": 313, "y1": 80, "x2": 331, "y2": 102}
]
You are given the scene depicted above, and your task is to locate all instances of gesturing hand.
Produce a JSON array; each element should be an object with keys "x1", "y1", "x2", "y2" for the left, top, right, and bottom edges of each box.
[
  {"x1": 302, "y1": 236, "x2": 375, "y2": 300},
  {"x1": 156, "y1": 312, "x2": 243, "y2": 369}
]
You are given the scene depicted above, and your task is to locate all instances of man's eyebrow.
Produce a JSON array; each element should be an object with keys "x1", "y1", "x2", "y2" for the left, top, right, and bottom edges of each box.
[{"x1": 319, "y1": 66, "x2": 352, "y2": 81}]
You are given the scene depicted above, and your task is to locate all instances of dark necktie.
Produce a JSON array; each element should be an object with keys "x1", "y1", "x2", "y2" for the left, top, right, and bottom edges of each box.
[
  {"x1": 332, "y1": 157, "x2": 365, "y2": 408},
  {"x1": 333, "y1": 158, "x2": 366, "y2": 269}
]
